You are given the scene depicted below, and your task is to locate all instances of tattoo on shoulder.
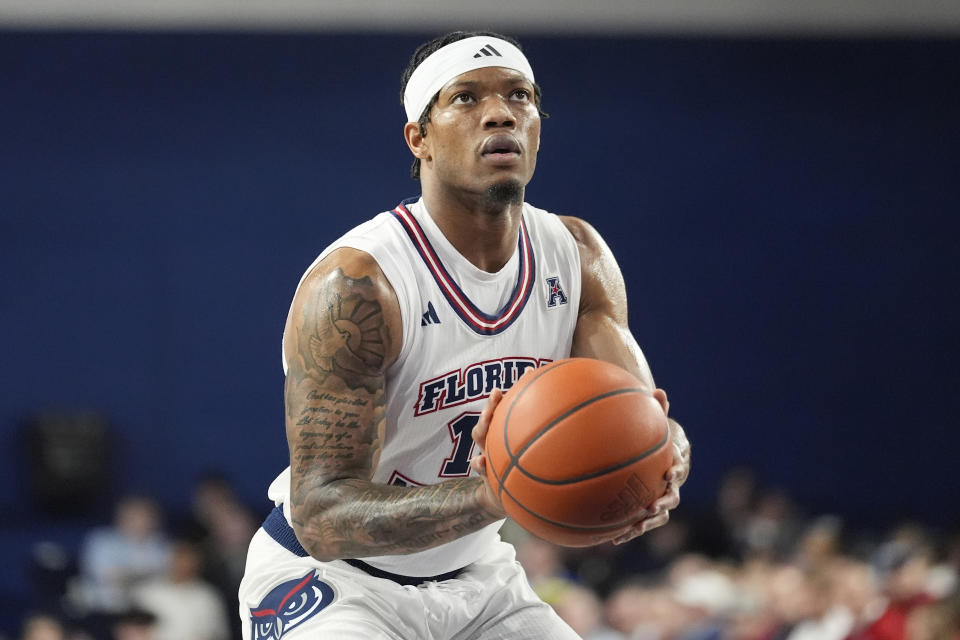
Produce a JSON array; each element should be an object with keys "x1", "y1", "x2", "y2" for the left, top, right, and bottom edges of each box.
[{"x1": 292, "y1": 269, "x2": 390, "y2": 394}]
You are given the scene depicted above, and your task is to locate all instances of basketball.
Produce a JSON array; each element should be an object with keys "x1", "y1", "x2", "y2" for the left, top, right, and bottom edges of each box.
[{"x1": 484, "y1": 358, "x2": 674, "y2": 547}]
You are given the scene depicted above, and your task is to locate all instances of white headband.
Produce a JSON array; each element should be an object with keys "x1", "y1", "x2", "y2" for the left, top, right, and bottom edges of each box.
[{"x1": 403, "y1": 36, "x2": 536, "y2": 123}]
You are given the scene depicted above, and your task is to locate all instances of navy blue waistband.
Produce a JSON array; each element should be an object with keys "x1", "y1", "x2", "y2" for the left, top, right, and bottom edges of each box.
[
  {"x1": 263, "y1": 504, "x2": 309, "y2": 557},
  {"x1": 261, "y1": 505, "x2": 464, "y2": 586}
]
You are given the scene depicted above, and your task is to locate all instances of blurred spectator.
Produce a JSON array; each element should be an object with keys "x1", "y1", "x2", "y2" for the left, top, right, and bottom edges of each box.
[
  {"x1": 848, "y1": 537, "x2": 936, "y2": 640},
  {"x1": 672, "y1": 564, "x2": 740, "y2": 640},
  {"x1": 131, "y1": 540, "x2": 229, "y2": 640},
  {"x1": 606, "y1": 581, "x2": 655, "y2": 637},
  {"x1": 27, "y1": 543, "x2": 74, "y2": 618},
  {"x1": 550, "y1": 582, "x2": 623, "y2": 640},
  {"x1": 615, "y1": 518, "x2": 694, "y2": 582},
  {"x1": 927, "y1": 537, "x2": 959, "y2": 601},
  {"x1": 180, "y1": 473, "x2": 239, "y2": 541},
  {"x1": 693, "y1": 467, "x2": 758, "y2": 559},
  {"x1": 794, "y1": 516, "x2": 844, "y2": 570},
  {"x1": 743, "y1": 490, "x2": 802, "y2": 561},
  {"x1": 831, "y1": 560, "x2": 885, "y2": 638},
  {"x1": 781, "y1": 568, "x2": 855, "y2": 640},
  {"x1": 75, "y1": 496, "x2": 172, "y2": 614},
  {"x1": 180, "y1": 473, "x2": 256, "y2": 640},
  {"x1": 905, "y1": 597, "x2": 960, "y2": 640},
  {"x1": 111, "y1": 610, "x2": 156, "y2": 640},
  {"x1": 945, "y1": 534, "x2": 960, "y2": 576},
  {"x1": 19, "y1": 614, "x2": 66, "y2": 640},
  {"x1": 727, "y1": 557, "x2": 780, "y2": 640},
  {"x1": 665, "y1": 555, "x2": 715, "y2": 590},
  {"x1": 513, "y1": 529, "x2": 572, "y2": 589},
  {"x1": 636, "y1": 585, "x2": 696, "y2": 640},
  {"x1": 760, "y1": 564, "x2": 820, "y2": 640},
  {"x1": 200, "y1": 502, "x2": 255, "y2": 600},
  {"x1": 647, "y1": 520, "x2": 693, "y2": 568}
]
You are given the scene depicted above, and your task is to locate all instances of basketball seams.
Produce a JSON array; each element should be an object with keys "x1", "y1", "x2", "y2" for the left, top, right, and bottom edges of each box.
[
  {"x1": 498, "y1": 480, "x2": 646, "y2": 534},
  {"x1": 502, "y1": 386, "x2": 654, "y2": 489},
  {"x1": 513, "y1": 414, "x2": 669, "y2": 485},
  {"x1": 496, "y1": 359, "x2": 577, "y2": 501}
]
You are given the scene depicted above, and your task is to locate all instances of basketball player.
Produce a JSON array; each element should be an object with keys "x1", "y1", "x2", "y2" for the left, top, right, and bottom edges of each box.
[{"x1": 239, "y1": 31, "x2": 691, "y2": 639}]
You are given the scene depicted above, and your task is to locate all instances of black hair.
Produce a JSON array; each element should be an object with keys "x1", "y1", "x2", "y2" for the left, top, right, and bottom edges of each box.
[{"x1": 399, "y1": 30, "x2": 548, "y2": 179}]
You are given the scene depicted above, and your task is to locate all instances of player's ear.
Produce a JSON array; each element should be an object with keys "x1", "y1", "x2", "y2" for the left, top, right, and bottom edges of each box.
[{"x1": 404, "y1": 121, "x2": 430, "y2": 162}]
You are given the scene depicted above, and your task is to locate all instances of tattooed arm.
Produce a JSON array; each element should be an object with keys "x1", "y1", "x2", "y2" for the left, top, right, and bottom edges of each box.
[{"x1": 284, "y1": 248, "x2": 505, "y2": 562}]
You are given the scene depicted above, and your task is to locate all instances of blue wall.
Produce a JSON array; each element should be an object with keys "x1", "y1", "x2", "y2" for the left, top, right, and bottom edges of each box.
[{"x1": 2, "y1": 31, "x2": 958, "y2": 544}]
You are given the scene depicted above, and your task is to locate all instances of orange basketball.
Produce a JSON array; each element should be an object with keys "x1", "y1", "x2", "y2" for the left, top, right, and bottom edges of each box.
[{"x1": 485, "y1": 357, "x2": 673, "y2": 547}]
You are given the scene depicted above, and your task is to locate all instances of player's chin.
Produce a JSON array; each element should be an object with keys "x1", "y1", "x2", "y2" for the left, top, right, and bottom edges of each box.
[{"x1": 483, "y1": 179, "x2": 525, "y2": 206}]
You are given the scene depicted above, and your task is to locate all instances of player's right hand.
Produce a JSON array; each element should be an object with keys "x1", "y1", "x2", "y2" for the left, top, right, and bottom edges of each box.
[
  {"x1": 470, "y1": 387, "x2": 507, "y2": 518},
  {"x1": 610, "y1": 388, "x2": 686, "y2": 545}
]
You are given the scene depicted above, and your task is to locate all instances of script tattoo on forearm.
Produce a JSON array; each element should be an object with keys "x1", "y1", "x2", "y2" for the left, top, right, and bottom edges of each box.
[
  {"x1": 285, "y1": 267, "x2": 496, "y2": 560},
  {"x1": 293, "y1": 477, "x2": 496, "y2": 558}
]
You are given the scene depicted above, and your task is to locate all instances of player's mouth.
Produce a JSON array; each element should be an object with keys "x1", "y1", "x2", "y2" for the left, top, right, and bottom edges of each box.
[{"x1": 480, "y1": 134, "x2": 521, "y2": 165}]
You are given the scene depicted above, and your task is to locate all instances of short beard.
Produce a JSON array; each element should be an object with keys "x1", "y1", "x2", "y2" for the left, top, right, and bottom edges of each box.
[{"x1": 484, "y1": 180, "x2": 524, "y2": 207}]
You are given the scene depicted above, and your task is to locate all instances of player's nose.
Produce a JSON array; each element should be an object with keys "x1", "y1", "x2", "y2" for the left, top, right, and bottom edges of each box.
[{"x1": 481, "y1": 95, "x2": 515, "y2": 128}]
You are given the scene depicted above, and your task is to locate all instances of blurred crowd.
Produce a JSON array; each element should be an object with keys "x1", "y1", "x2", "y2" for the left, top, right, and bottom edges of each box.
[
  {"x1": 11, "y1": 473, "x2": 256, "y2": 640},
  {"x1": 502, "y1": 468, "x2": 960, "y2": 640},
  {"x1": 8, "y1": 467, "x2": 960, "y2": 640}
]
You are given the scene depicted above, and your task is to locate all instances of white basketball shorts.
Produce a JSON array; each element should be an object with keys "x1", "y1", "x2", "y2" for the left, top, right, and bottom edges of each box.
[{"x1": 238, "y1": 508, "x2": 581, "y2": 640}]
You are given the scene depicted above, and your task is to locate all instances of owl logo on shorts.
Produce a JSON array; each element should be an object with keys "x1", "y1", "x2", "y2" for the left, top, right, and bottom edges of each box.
[{"x1": 250, "y1": 571, "x2": 335, "y2": 639}]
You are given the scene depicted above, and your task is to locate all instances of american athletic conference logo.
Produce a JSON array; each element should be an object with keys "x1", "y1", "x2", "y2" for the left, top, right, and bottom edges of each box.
[
  {"x1": 546, "y1": 276, "x2": 568, "y2": 307},
  {"x1": 250, "y1": 571, "x2": 334, "y2": 639}
]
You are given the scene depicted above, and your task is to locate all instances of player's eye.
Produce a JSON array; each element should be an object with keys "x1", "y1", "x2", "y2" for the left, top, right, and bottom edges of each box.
[
  {"x1": 452, "y1": 92, "x2": 476, "y2": 105},
  {"x1": 510, "y1": 88, "x2": 532, "y2": 101}
]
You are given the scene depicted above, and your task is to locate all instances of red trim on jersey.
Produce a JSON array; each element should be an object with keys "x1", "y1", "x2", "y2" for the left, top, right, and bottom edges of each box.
[{"x1": 392, "y1": 203, "x2": 535, "y2": 335}]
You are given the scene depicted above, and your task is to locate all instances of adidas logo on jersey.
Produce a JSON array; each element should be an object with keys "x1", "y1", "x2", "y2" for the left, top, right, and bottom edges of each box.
[
  {"x1": 473, "y1": 44, "x2": 503, "y2": 58},
  {"x1": 421, "y1": 301, "x2": 440, "y2": 326}
]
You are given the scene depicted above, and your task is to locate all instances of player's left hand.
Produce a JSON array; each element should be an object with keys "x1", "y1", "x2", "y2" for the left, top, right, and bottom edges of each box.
[
  {"x1": 468, "y1": 387, "x2": 508, "y2": 519},
  {"x1": 610, "y1": 462, "x2": 683, "y2": 545},
  {"x1": 611, "y1": 390, "x2": 690, "y2": 545}
]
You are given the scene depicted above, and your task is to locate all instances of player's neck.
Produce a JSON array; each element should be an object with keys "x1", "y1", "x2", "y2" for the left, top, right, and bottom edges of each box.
[{"x1": 420, "y1": 184, "x2": 524, "y2": 274}]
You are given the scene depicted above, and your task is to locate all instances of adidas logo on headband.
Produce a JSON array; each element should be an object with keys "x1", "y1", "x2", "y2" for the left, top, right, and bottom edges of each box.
[
  {"x1": 473, "y1": 44, "x2": 503, "y2": 58},
  {"x1": 403, "y1": 36, "x2": 535, "y2": 122}
]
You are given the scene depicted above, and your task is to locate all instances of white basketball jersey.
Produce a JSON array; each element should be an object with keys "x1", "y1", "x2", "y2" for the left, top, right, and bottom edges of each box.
[{"x1": 269, "y1": 196, "x2": 581, "y2": 576}]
